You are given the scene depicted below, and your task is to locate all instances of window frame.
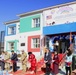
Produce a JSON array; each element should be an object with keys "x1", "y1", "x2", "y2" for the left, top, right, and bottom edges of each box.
[
  {"x1": 8, "y1": 26, "x2": 16, "y2": 35},
  {"x1": 31, "y1": 38, "x2": 40, "y2": 48},
  {"x1": 8, "y1": 42, "x2": 15, "y2": 50},
  {"x1": 32, "y1": 17, "x2": 40, "y2": 28}
]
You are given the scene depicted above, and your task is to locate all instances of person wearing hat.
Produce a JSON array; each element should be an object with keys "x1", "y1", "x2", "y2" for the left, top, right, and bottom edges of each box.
[
  {"x1": 4, "y1": 51, "x2": 10, "y2": 71},
  {"x1": 11, "y1": 50, "x2": 18, "y2": 72},
  {"x1": 21, "y1": 50, "x2": 27, "y2": 72}
]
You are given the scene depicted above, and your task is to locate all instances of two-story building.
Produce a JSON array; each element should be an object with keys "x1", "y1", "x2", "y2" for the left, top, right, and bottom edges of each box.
[
  {"x1": 4, "y1": 1, "x2": 76, "y2": 56},
  {"x1": 4, "y1": 11, "x2": 43, "y2": 57}
]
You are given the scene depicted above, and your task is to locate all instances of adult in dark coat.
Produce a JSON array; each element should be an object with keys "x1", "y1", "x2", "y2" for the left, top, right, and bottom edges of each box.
[
  {"x1": 53, "y1": 51, "x2": 59, "y2": 75},
  {"x1": 44, "y1": 48, "x2": 52, "y2": 74},
  {"x1": 11, "y1": 50, "x2": 18, "y2": 72}
]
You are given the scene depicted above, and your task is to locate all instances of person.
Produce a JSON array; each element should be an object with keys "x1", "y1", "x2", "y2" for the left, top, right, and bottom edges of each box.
[
  {"x1": 4, "y1": 51, "x2": 10, "y2": 71},
  {"x1": 54, "y1": 41, "x2": 59, "y2": 53},
  {"x1": 11, "y1": 50, "x2": 18, "y2": 72},
  {"x1": 44, "y1": 48, "x2": 52, "y2": 75},
  {"x1": 28, "y1": 52, "x2": 36, "y2": 74},
  {"x1": 0, "y1": 66, "x2": 3, "y2": 75},
  {"x1": 0, "y1": 51, "x2": 5, "y2": 70},
  {"x1": 65, "y1": 49, "x2": 72, "y2": 75},
  {"x1": 53, "y1": 51, "x2": 59, "y2": 75},
  {"x1": 21, "y1": 50, "x2": 27, "y2": 72}
]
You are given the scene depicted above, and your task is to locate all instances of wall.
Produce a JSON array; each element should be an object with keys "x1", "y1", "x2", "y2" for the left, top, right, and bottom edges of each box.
[
  {"x1": 43, "y1": 3, "x2": 76, "y2": 26},
  {"x1": 20, "y1": 14, "x2": 41, "y2": 33},
  {"x1": 5, "y1": 22, "x2": 20, "y2": 36},
  {"x1": 4, "y1": 30, "x2": 41, "y2": 55}
]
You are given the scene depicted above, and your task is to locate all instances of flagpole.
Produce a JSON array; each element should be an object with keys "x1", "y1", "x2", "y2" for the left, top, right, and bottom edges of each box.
[
  {"x1": 70, "y1": 32, "x2": 72, "y2": 46},
  {"x1": 69, "y1": 32, "x2": 73, "y2": 52}
]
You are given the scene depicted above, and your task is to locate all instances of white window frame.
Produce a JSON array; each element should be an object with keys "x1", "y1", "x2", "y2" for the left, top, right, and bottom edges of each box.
[
  {"x1": 8, "y1": 42, "x2": 15, "y2": 50},
  {"x1": 31, "y1": 38, "x2": 40, "y2": 48},
  {"x1": 32, "y1": 17, "x2": 40, "y2": 28},
  {"x1": 8, "y1": 26, "x2": 16, "y2": 35}
]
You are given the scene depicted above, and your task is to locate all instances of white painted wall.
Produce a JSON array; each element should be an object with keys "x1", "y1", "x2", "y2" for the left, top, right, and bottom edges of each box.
[
  {"x1": 16, "y1": 22, "x2": 20, "y2": 34},
  {"x1": 4, "y1": 30, "x2": 41, "y2": 56}
]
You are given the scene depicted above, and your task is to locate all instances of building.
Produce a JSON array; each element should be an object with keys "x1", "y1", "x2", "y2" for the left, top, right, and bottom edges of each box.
[
  {"x1": 0, "y1": 31, "x2": 5, "y2": 54},
  {"x1": 4, "y1": 1, "x2": 76, "y2": 56},
  {"x1": 4, "y1": 20, "x2": 20, "y2": 54}
]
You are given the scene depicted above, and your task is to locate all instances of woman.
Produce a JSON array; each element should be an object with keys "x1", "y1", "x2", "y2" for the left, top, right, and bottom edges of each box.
[
  {"x1": 65, "y1": 49, "x2": 72, "y2": 75},
  {"x1": 53, "y1": 51, "x2": 59, "y2": 75},
  {"x1": 28, "y1": 52, "x2": 36, "y2": 74},
  {"x1": 44, "y1": 48, "x2": 52, "y2": 74}
]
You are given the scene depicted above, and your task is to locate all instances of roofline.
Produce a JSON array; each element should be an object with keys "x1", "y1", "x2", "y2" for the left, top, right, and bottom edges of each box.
[
  {"x1": 4, "y1": 19, "x2": 20, "y2": 25},
  {"x1": 17, "y1": 1, "x2": 76, "y2": 17}
]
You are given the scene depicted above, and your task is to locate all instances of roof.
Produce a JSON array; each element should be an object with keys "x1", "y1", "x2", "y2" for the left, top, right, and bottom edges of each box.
[
  {"x1": 17, "y1": 1, "x2": 76, "y2": 17},
  {"x1": 4, "y1": 19, "x2": 20, "y2": 25}
]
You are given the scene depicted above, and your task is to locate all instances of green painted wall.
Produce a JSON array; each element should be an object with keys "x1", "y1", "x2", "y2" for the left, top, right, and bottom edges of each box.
[
  {"x1": 6, "y1": 40, "x2": 19, "y2": 52},
  {"x1": 20, "y1": 14, "x2": 41, "y2": 33}
]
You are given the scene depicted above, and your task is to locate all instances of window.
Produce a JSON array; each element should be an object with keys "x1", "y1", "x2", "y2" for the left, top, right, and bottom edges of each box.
[
  {"x1": 8, "y1": 26, "x2": 16, "y2": 35},
  {"x1": 32, "y1": 38, "x2": 40, "y2": 48},
  {"x1": 8, "y1": 42, "x2": 14, "y2": 50},
  {"x1": 32, "y1": 18, "x2": 40, "y2": 27}
]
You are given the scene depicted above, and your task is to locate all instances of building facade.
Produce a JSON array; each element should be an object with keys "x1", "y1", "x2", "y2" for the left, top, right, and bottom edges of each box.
[
  {"x1": 0, "y1": 31, "x2": 5, "y2": 54},
  {"x1": 4, "y1": 1, "x2": 76, "y2": 56}
]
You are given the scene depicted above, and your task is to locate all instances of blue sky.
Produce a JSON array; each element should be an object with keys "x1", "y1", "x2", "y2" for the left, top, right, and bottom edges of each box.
[{"x1": 0, "y1": 0, "x2": 75, "y2": 31}]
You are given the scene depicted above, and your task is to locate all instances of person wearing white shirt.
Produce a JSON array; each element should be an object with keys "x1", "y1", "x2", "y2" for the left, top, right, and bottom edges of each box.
[{"x1": 65, "y1": 49, "x2": 72, "y2": 75}]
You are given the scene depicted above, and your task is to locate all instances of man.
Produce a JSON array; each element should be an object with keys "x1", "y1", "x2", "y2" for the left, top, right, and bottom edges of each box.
[
  {"x1": 11, "y1": 50, "x2": 18, "y2": 72},
  {"x1": 44, "y1": 48, "x2": 52, "y2": 75},
  {"x1": 4, "y1": 51, "x2": 10, "y2": 71},
  {"x1": 21, "y1": 50, "x2": 27, "y2": 72}
]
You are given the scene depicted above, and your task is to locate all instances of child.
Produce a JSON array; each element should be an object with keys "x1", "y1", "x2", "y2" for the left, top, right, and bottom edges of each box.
[{"x1": 65, "y1": 49, "x2": 72, "y2": 75}]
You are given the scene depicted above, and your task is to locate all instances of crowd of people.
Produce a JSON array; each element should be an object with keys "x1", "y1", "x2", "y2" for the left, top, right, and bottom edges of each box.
[
  {"x1": 0, "y1": 50, "x2": 37, "y2": 74},
  {"x1": 44, "y1": 47, "x2": 73, "y2": 75},
  {"x1": 0, "y1": 48, "x2": 73, "y2": 75}
]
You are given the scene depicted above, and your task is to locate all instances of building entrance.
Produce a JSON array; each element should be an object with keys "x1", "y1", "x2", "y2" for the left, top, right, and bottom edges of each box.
[{"x1": 45, "y1": 33, "x2": 75, "y2": 53}]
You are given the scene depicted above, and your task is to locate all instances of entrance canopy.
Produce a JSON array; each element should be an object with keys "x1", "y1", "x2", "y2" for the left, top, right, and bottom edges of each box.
[{"x1": 43, "y1": 22, "x2": 76, "y2": 35}]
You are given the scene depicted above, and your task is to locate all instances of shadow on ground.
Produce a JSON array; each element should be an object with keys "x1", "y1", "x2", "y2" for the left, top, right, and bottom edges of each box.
[{"x1": 41, "y1": 67, "x2": 66, "y2": 75}]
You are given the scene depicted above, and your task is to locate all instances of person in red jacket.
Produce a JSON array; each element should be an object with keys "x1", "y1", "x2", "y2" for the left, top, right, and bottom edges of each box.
[
  {"x1": 53, "y1": 51, "x2": 59, "y2": 75},
  {"x1": 28, "y1": 52, "x2": 36, "y2": 74}
]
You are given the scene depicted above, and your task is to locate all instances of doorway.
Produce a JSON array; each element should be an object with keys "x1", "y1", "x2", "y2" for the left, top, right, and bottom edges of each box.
[{"x1": 45, "y1": 33, "x2": 75, "y2": 53}]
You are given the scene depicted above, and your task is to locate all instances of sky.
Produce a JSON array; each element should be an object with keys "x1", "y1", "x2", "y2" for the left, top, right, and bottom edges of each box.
[{"x1": 0, "y1": 0, "x2": 75, "y2": 31}]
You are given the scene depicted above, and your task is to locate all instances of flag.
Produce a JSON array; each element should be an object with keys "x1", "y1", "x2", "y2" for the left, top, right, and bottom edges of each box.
[{"x1": 46, "y1": 15, "x2": 52, "y2": 20}]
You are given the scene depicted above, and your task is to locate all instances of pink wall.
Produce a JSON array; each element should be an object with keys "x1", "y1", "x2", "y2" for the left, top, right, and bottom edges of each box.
[{"x1": 28, "y1": 35, "x2": 40, "y2": 52}]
